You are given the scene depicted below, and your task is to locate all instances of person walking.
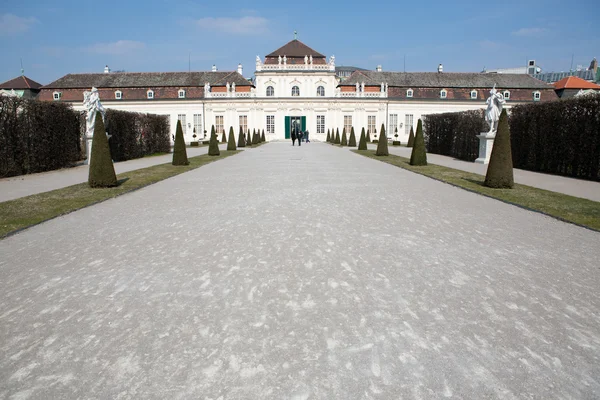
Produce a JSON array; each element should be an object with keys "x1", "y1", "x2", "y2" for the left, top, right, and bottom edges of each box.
[
  {"x1": 305, "y1": 129, "x2": 310, "y2": 143},
  {"x1": 291, "y1": 129, "x2": 297, "y2": 146},
  {"x1": 298, "y1": 130, "x2": 303, "y2": 146}
]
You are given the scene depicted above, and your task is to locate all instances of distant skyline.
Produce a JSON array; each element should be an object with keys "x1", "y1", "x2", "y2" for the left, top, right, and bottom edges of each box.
[{"x1": 1, "y1": 0, "x2": 598, "y2": 84}]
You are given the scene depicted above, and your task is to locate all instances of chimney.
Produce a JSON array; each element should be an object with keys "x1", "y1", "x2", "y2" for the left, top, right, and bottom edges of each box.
[
  {"x1": 438, "y1": 63, "x2": 443, "y2": 73},
  {"x1": 237, "y1": 63, "x2": 243, "y2": 75},
  {"x1": 212, "y1": 64, "x2": 217, "y2": 72},
  {"x1": 376, "y1": 65, "x2": 382, "y2": 72},
  {"x1": 104, "y1": 65, "x2": 110, "y2": 74}
]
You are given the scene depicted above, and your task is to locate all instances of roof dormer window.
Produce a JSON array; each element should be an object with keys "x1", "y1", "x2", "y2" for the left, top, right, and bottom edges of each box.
[
  {"x1": 470, "y1": 90, "x2": 477, "y2": 99},
  {"x1": 406, "y1": 89, "x2": 413, "y2": 98},
  {"x1": 147, "y1": 90, "x2": 154, "y2": 99},
  {"x1": 533, "y1": 91, "x2": 541, "y2": 101},
  {"x1": 53, "y1": 91, "x2": 61, "y2": 101},
  {"x1": 178, "y1": 89, "x2": 186, "y2": 99},
  {"x1": 440, "y1": 89, "x2": 447, "y2": 99},
  {"x1": 115, "y1": 90, "x2": 122, "y2": 100},
  {"x1": 503, "y1": 91, "x2": 510, "y2": 100}
]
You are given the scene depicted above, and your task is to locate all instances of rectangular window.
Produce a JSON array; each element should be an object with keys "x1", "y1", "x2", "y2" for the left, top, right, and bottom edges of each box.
[
  {"x1": 215, "y1": 116, "x2": 224, "y2": 135},
  {"x1": 239, "y1": 115, "x2": 248, "y2": 134},
  {"x1": 367, "y1": 115, "x2": 376, "y2": 135},
  {"x1": 177, "y1": 114, "x2": 187, "y2": 135},
  {"x1": 193, "y1": 114, "x2": 202, "y2": 138},
  {"x1": 317, "y1": 115, "x2": 325, "y2": 134},
  {"x1": 343, "y1": 115, "x2": 353, "y2": 134},
  {"x1": 266, "y1": 115, "x2": 275, "y2": 134},
  {"x1": 389, "y1": 114, "x2": 398, "y2": 136},
  {"x1": 405, "y1": 114, "x2": 414, "y2": 136}
]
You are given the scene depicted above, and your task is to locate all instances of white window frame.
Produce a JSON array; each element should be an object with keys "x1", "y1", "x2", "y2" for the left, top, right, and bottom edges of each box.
[
  {"x1": 266, "y1": 86, "x2": 274, "y2": 97},
  {"x1": 266, "y1": 115, "x2": 275, "y2": 134},
  {"x1": 193, "y1": 114, "x2": 202, "y2": 138},
  {"x1": 317, "y1": 86, "x2": 325, "y2": 96},
  {"x1": 53, "y1": 91, "x2": 61, "y2": 101},
  {"x1": 440, "y1": 89, "x2": 447, "y2": 99},
  {"x1": 389, "y1": 114, "x2": 398, "y2": 136},
  {"x1": 291, "y1": 86, "x2": 300, "y2": 97},
  {"x1": 405, "y1": 114, "x2": 414, "y2": 136},
  {"x1": 533, "y1": 91, "x2": 541, "y2": 101},
  {"x1": 215, "y1": 115, "x2": 224, "y2": 135},
  {"x1": 503, "y1": 91, "x2": 510, "y2": 100},
  {"x1": 406, "y1": 89, "x2": 413, "y2": 98},
  {"x1": 178, "y1": 89, "x2": 186, "y2": 99},
  {"x1": 115, "y1": 90, "x2": 122, "y2": 100},
  {"x1": 344, "y1": 115, "x2": 353, "y2": 134},
  {"x1": 317, "y1": 115, "x2": 325, "y2": 134},
  {"x1": 367, "y1": 116, "x2": 376, "y2": 135},
  {"x1": 470, "y1": 90, "x2": 477, "y2": 99},
  {"x1": 239, "y1": 115, "x2": 248, "y2": 134},
  {"x1": 147, "y1": 90, "x2": 154, "y2": 99},
  {"x1": 177, "y1": 114, "x2": 187, "y2": 136}
]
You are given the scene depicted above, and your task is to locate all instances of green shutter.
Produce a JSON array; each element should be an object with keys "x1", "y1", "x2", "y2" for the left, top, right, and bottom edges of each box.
[
  {"x1": 301, "y1": 116, "x2": 306, "y2": 132},
  {"x1": 285, "y1": 116, "x2": 290, "y2": 139}
]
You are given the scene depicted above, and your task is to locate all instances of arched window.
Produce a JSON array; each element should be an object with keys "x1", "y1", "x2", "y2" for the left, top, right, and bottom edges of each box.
[
  {"x1": 533, "y1": 91, "x2": 541, "y2": 101},
  {"x1": 406, "y1": 89, "x2": 413, "y2": 98},
  {"x1": 317, "y1": 86, "x2": 325, "y2": 96},
  {"x1": 292, "y1": 86, "x2": 300, "y2": 96},
  {"x1": 266, "y1": 86, "x2": 274, "y2": 96},
  {"x1": 147, "y1": 90, "x2": 154, "y2": 99},
  {"x1": 440, "y1": 89, "x2": 447, "y2": 99},
  {"x1": 470, "y1": 90, "x2": 477, "y2": 99},
  {"x1": 503, "y1": 91, "x2": 511, "y2": 100}
]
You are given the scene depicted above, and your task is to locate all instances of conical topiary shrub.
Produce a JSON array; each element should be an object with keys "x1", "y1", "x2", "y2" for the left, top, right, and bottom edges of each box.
[
  {"x1": 172, "y1": 119, "x2": 190, "y2": 165},
  {"x1": 358, "y1": 127, "x2": 367, "y2": 150},
  {"x1": 238, "y1": 126, "x2": 246, "y2": 148},
  {"x1": 246, "y1": 129, "x2": 252, "y2": 147},
  {"x1": 208, "y1": 125, "x2": 220, "y2": 156},
  {"x1": 252, "y1": 129, "x2": 258, "y2": 145},
  {"x1": 261, "y1": 129, "x2": 265, "y2": 142},
  {"x1": 484, "y1": 109, "x2": 514, "y2": 189},
  {"x1": 348, "y1": 127, "x2": 357, "y2": 147},
  {"x1": 221, "y1": 130, "x2": 227, "y2": 144},
  {"x1": 375, "y1": 123, "x2": 389, "y2": 156},
  {"x1": 227, "y1": 126, "x2": 237, "y2": 151},
  {"x1": 409, "y1": 119, "x2": 427, "y2": 166},
  {"x1": 88, "y1": 111, "x2": 118, "y2": 187},
  {"x1": 326, "y1": 129, "x2": 330, "y2": 143},
  {"x1": 341, "y1": 128, "x2": 348, "y2": 146},
  {"x1": 407, "y1": 126, "x2": 415, "y2": 147},
  {"x1": 366, "y1": 130, "x2": 371, "y2": 142},
  {"x1": 335, "y1": 128, "x2": 341, "y2": 144}
]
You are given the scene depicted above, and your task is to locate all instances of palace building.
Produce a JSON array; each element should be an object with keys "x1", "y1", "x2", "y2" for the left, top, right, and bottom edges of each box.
[{"x1": 39, "y1": 39, "x2": 556, "y2": 143}]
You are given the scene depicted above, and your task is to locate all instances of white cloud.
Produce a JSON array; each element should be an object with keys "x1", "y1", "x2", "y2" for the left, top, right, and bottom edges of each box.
[
  {"x1": 196, "y1": 16, "x2": 268, "y2": 35},
  {"x1": 0, "y1": 14, "x2": 37, "y2": 35},
  {"x1": 86, "y1": 40, "x2": 145, "y2": 55},
  {"x1": 511, "y1": 27, "x2": 547, "y2": 37}
]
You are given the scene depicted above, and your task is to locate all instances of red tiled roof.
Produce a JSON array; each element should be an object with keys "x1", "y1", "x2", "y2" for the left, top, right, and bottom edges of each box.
[
  {"x1": 553, "y1": 76, "x2": 600, "y2": 90},
  {"x1": 0, "y1": 75, "x2": 43, "y2": 90}
]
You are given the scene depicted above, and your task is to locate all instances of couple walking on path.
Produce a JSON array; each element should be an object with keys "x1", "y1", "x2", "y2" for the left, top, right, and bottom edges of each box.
[{"x1": 292, "y1": 129, "x2": 309, "y2": 146}]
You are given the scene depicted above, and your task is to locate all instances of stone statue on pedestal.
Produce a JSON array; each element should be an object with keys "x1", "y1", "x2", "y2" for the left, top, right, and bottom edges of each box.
[
  {"x1": 83, "y1": 87, "x2": 105, "y2": 139},
  {"x1": 485, "y1": 84, "x2": 505, "y2": 133},
  {"x1": 304, "y1": 55, "x2": 308, "y2": 65},
  {"x1": 278, "y1": 55, "x2": 282, "y2": 65}
]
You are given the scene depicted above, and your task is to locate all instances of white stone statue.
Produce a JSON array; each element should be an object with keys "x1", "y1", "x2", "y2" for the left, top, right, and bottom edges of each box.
[
  {"x1": 278, "y1": 55, "x2": 282, "y2": 65},
  {"x1": 380, "y1": 82, "x2": 385, "y2": 92},
  {"x1": 485, "y1": 84, "x2": 505, "y2": 133},
  {"x1": 304, "y1": 55, "x2": 308, "y2": 65},
  {"x1": 204, "y1": 82, "x2": 210, "y2": 93},
  {"x1": 356, "y1": 82, "x2": 360, "y2": 92},
  {"x1": 309, "y1": 55, "x2": 313, "y2": 64},
  {"x1": 231, "y1": 82, "x2": 235, "y2": 93},
  {"x1": 283, "y1": 55, "x2": 287, "y2": 65},
  {"x1": 361, "y1": 82, "x2": 365, "y2": 92},
  {"x1": 256, "y1": 55, "x2": 261, "y2": 63},
  {"x1": 329, "y1": 55, "x2": 335, "y2": 66},
  {"x1": 83, "y1": 87, "x2": 105, "y2": 139}
]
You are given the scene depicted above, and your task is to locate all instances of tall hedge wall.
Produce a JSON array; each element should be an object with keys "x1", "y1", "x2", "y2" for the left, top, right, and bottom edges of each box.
[
  {"x1": 423, "y1": 110, "x2": 487, "y2": 162},
  {"x1": 510, "y1": 95, "x2": 600, "y2": 181},
  {"x1": 104, "y1": 109, "x2": 170, "y2": 162},
  {"x1": 0, "y1": 96, "x2": 81, "y2": 177}
]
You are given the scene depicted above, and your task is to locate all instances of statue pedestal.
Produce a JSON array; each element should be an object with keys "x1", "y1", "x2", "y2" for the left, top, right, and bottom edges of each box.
[
  {"x1": 85, "y1": 136, "x2": 93, "y2": 165},
  {"x1": 475, "y1": 132, "x2": 495, "y2": 164}
]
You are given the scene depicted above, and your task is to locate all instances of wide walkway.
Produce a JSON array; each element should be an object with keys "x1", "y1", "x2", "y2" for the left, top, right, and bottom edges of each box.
[
  {"x1": 0, "y1": 145, "x2": 227, "y2": 202},
  {"x1": 1, "y1": 142, "x2": 599, "y2": 399},
  {"x1": 374, "y1": 144, "x2": 600, "y2": 202}
]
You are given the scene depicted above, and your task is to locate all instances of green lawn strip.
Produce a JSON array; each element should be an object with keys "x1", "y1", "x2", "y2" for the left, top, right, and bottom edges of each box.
[
  {"x1": 0, "y1": 151, "x2": 239, "y2": 239},
  {"x1": 353, "y1": 150, "x2": 600, "y2": 231}
]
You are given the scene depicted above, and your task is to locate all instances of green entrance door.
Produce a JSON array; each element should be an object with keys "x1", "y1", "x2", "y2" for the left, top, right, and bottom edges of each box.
[{"x1": 284, "y1": 116, "x2": 306, "y2": 139}]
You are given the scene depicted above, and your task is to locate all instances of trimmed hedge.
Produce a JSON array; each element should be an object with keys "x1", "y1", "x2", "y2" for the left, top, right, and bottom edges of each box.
[
  {"x1": 0, "y1": 97, "x2": 81, "y2": 177},
  {"x1": 510, "y1": 96, "x2": 600, "y2": 181},
  {"x1": 423, "y1": 109, "x2": 485, "y2": 162}
]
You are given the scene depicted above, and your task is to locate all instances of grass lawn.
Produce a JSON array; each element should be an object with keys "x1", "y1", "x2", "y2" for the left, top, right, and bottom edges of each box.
[
  {"x1": 354, "y1": 150, "x2": 600, "y2": 231},
  {"x1": 0, "y1": 151, "x2": 239, "y2": 239}
]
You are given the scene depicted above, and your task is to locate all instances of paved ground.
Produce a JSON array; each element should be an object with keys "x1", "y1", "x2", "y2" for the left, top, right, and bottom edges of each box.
[
  {"x1": 0, "y1": 145, "x2": 227, "y2": 203},
  {"x1": 375, "y1": 144, "x2": 600, "y2": 202},
  {"x1": 1, "y1": 142, "x2": 599, "y2": 399}
]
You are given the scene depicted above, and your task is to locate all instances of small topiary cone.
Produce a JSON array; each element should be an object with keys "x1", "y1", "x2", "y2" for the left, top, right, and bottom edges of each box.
[
  {"x1": 348, "y1": 127, "x2": 357, "y2": 147},
  {"x1": 409, "y1": 119, "x2": 427, "y2": 165},
  {"x1": 341, "y1": 128, "x2": 348, "y2": 146},
  {"x1": 252, "y1": 129, "x2": 258, "y2": 145},
  {"x1": 208, "y1": 125, "x2": 220, "y2": 156},
  {"x1": 484, "y1": 109, "x2": 514, "y2": 189},
  {"x1": 326, "y1": 129, "x2": 330, "y2": 143},
  {"x1": 375, "y1": 123, "x2": 389, "y2": 156},
  {"x1": 88, "y1": 111, "x2": 118, "y2": 187},
  {"x1": 246, "y1": 129, "x2": 252, "y2": 147},
  {"x1": 358, "y1": 127, "x2": 367, "y2": 150},
  {"x1": 261, "y1": 129, "x2": 265, "y2": 142},
  {"x1": 227, "y1": 126, "x2": 237, "y2": 151},
  {"x1": 366, "y1": 130, "x2": 371, "y2": 142},
  {"x1": 407, "y1": 126, "x2": 415, "y2": 147},
  {"x1": 238, "y1": 126, "x2": 246, "y2": 148},
  {"x1": 221, "y1": 130, "x2": 227, "y2": 143},
  {"x1": 172, "y1": 119, "x2": 190, "y2": 165},
  {"x1": 335, "y1": 128, "x2": 340, "y2": 144}
]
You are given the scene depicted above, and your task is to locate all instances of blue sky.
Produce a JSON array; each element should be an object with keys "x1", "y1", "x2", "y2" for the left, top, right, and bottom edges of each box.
[{"x1": 1, "y1": 0, "x2": 598, "y2": 84}]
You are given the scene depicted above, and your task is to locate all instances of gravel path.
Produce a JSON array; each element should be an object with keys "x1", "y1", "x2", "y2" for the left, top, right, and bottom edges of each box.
[{"x1": 1, "y1": 142, "x2": 599, "y2": 399}]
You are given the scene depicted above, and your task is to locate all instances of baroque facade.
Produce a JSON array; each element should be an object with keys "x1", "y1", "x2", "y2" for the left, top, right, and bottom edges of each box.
[{"x1": 39, "y1": 39, "x2": 557, "y2": 143}]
